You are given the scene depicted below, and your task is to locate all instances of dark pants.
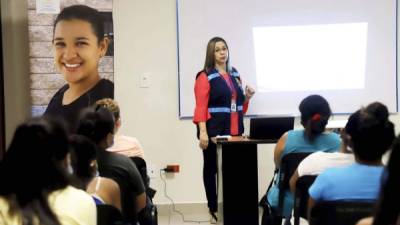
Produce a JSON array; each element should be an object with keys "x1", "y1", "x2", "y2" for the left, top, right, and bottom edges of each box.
[{"x1": 202, "y1": 141, "x2": 218, "y2": 212}]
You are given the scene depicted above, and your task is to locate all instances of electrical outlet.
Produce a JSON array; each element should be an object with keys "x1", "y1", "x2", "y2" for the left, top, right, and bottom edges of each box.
[
  {"x1": 165, "y1": 164, "x2": 180, "y2": 173},
  {"x1": 147, "y1": 163, "x2": 158, "y2": 178}
]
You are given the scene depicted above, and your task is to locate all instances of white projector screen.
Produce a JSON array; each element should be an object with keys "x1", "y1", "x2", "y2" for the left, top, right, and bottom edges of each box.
[{"x1": 177, "y1": 0, "x2": 397, "y2": 118}]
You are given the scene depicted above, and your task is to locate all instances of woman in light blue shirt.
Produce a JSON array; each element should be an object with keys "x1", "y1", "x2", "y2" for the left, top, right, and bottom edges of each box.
[
  {"x1": 266, "y1": 95, "x2": 341, "y2": 219},
  {"x1": 309, "y1": 102, "x2": 395, "y2": 213}
]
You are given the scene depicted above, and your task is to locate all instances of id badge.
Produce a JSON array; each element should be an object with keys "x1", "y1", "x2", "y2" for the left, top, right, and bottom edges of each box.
[{"x1": 231, "y1": 101, "x2": 237, "y2": 112}]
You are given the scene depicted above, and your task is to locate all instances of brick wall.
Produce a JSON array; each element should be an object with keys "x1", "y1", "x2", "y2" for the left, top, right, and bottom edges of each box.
[{"x1": 27, "y1": 0, "x2": 114, "y2": 116}]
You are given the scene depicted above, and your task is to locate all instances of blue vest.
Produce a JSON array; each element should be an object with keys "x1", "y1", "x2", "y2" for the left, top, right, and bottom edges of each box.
[{"x1": 197, "y1": 68, "x2": 245, "y2": 137}]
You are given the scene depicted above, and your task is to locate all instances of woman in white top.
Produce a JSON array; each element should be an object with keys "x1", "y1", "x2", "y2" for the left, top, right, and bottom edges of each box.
[{"x1": 289, "y1": 129, "x2": 355, "y2": 193}]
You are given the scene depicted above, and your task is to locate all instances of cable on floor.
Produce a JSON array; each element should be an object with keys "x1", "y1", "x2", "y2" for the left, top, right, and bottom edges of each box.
[{"x1": 160, "y1": 169, "x2": 210, "y2": 224}]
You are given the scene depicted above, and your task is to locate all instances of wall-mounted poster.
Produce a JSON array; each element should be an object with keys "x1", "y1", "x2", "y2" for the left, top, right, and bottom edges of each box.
[{"x1": 29, "y1": 1, "x2": 114, "y2": 132}]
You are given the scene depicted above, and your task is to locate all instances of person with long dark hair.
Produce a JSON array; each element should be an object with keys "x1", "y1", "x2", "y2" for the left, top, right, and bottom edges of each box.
[
  {"x1": 193, "y1": 36, "x2": 255, "y2": 223},
  {"x1": 69, "y1": 134, "x2": 121, "y2": 211},
  {"x1": 265, "y1": 94, "x2": 341, "y2": 220},
  {"x1": 0, "y1": 117, "x2": 96, "y2": 224}
]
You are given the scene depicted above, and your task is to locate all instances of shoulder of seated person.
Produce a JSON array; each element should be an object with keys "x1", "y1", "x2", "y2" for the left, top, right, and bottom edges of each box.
[
  {"x1": 102, "y1": 177, "x2": 118, "y2": 185},
  {"x1": 56, "y1": 186, "x2": 94, "y2": 201},
  {"x1": 356, "y1": 217, "x2": 373, "y2": 225},
  {"x1": 102, "y1": 177, "x2": 120, "y2": 190},
  {"x1": 117, "y1": 135, "x2": 140, "y2": 142}
]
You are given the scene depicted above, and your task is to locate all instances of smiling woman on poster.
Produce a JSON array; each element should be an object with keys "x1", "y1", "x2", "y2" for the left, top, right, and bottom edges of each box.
[
  {"x1": 44, "y1": 5, "x2": 114, "y2": 130},
  {"x1": 193, "y1": 36, "x2": 255, "y2": 223}
]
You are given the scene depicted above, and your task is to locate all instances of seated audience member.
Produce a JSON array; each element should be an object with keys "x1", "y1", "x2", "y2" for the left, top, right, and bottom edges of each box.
[
  {"x1": 0, "y1": 117, "x2": 96, "y2": 225},
  {"x1": 356, "y1": 134, "x2": 400, "y2": 225},
  {"x1": 289, "y1": 129, "x2": 355, "y2": 193},
  {"x1": 69, "y1": 134, "x2": 121, "y2": 211},
  {"x1": 76, "y1": 106, "x2": 146, "y2": 224},
  {"x1": 95, "y1": 98, "x2": 145, "y2": 158},
  {"x1": 95, "y1": 99, "x2": 158, "y2": 225},
  {"x1": 308, "y1": 102, "x2": 395, "y2": 217},
  {"x1": 265, "y1": 95, "x2": 341, "y2": 219}
]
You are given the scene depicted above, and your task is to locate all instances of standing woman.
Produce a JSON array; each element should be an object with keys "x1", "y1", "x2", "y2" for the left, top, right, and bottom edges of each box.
[
  {"x1": 193, "y1": 37, "x2": 255, "y2": 223},
  {"x1": 44, "y1": 5, "x2": 113, "y2": 130}
]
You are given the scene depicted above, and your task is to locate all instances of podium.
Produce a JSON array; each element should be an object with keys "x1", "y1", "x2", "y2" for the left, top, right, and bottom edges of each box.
[{"x1": 215, "y1": 136, "x2": 275, "y2": 225}]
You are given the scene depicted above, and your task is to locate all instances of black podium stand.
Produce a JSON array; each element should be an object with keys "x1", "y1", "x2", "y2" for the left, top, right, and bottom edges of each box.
[{"x1": 215, "y1": 137, "x2": 275, "y2": 225}]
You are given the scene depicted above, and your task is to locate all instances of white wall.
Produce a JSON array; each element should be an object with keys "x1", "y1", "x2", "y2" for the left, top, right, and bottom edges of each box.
[
  {"x1": 114, "y1": 0, "x2": 208, "y2": 204},
  {"x1": 113, "y1": 0, "x2": 400, "y2": 205}
]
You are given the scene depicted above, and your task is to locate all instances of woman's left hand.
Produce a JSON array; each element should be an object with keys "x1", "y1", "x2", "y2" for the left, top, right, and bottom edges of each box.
[{"x1": 245, "y1": 85, "x2": 255, "y2": 100}]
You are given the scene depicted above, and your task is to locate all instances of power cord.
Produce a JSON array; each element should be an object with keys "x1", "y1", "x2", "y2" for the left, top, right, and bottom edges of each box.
[{"x1": 159, "y1": 169, "x2": 210, "y2": 224}]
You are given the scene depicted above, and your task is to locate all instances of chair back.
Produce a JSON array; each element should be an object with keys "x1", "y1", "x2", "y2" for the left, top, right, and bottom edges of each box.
[
  {"x1": 131, "y1": 156, "x2": 150, "y2": 189},
  {"x1": 277, "y1": 152, "x2": 312, "y2": 216},
  {"x1": 309, "y1": 200, "x2": 375, "y2": 225},
  {"x1": 293, "y1": 175, "x2": 317, "y2": 225},
  {"x1": 97, "y1": 204, "x2": 124, "y2": 225}
]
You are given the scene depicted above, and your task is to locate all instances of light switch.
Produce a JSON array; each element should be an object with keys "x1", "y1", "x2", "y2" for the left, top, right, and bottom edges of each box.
[{"x1": 140, "y1": 73, "x2": 150, "y2": 88}]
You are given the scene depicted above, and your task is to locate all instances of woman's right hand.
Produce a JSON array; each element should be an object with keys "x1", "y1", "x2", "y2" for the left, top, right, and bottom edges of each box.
[{"x1": 199, "y1": 131, "x2": 209, "y2": 150}]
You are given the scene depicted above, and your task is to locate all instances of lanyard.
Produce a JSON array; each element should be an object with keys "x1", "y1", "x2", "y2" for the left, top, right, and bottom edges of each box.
[
  {"x1": 220, "y1": 73, "x2": 237, "y2": 100},
  {"x1": 220, "y1": 72, "x2": 238, "y2": 112}
]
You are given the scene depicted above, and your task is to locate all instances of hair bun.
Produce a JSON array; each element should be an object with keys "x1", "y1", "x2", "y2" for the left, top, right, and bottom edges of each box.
[{"x1": 365, "y1": 102, "x2": 389, "y2": 123}]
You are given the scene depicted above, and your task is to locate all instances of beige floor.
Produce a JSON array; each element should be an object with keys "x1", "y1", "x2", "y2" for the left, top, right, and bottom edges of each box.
[{"x1": 158, "y1": 212, "x2": 213, "y2": 225}]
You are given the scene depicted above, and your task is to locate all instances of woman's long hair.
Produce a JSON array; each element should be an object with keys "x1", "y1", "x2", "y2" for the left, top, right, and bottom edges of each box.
[
  {"x1": 69, "y1": 135, "x2": 98, "y2": 190},
  {"x1": 0, "y1": 117, "x2": 70, "y2": 225},
  {"x1": 372, "y1": 135, "x2": 400, "y2": 225}
]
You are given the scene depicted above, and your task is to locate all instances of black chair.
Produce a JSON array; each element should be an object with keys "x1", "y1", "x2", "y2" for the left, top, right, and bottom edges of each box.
[
  {"x1": 293, "y1": 175, "x2": 317, "y2": 225},
  {"x1": 130, "y1": 156, "x2": 158, "y2": 225},
  {"x1": 309, "y1": 200, "x2": 375, "y2": 225},
  {"x1": 277, "y1": 152, "x2": 313, "y2": 218},
  {"x1": 97, "y1": 204, "x2": 124, "y2": 225},
  {"x1": 130, "y1": 156, "x2": 150, "y2": 189}
]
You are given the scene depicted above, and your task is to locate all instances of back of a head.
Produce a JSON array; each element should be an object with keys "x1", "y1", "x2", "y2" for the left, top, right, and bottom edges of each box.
[
  {"x1": 299, "y1": 95, "x2": 332, "y2": 141},
  {"x1": 76, "y1": 106, "x2": 115, "y2": 145},
  {"x1": 96, "y1": 98, "x2": 120, "y2": 120},
  {"x1": 69, "y1": 135, "x2": 97, "y2": 184},
  {"x1": 345, "y1": 102, "x2": 395, "y2": 162},
  {"x1": 53, "y1": 4, "x2": 104, "y2": 42},
  {"x1": 0, "y1": 117, "x2": 69, "y2": 224}
]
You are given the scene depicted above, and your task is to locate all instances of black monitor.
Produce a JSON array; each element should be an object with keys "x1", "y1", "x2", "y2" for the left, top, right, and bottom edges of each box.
[{"x1": 249, "y1": 117, "x2": 295, "y2": 141}]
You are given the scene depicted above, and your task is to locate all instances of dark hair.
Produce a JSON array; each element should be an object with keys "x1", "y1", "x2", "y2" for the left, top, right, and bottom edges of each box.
[
  {"x1": 0, "y1": 117, "x2": 70, "y2": 224},
  {"x1": 76, "y1": 106, "x2": 115, "y2": 144},
  {"x1": 372, "y1": 135, "x2": 400, "y2": 225},
  {"x1": 203, "y1": 37, "x2": 231, "y2": 72},
  {"x1": 345, "y1": 102, "x2": 394, "y2": 162},
  {"x1": 53, "y1": 4, "x2": 105, "y2": 43},
  {"x1": 299, "y1": 95, "x2": 332, "y2": 141},
  {"x1": 69, "y1": 134, "x2": 97, "y2": 189}
]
